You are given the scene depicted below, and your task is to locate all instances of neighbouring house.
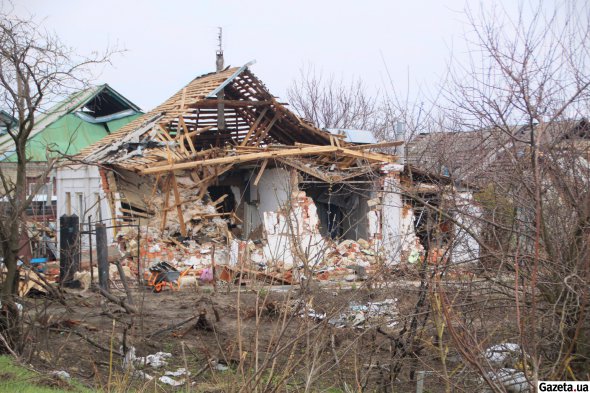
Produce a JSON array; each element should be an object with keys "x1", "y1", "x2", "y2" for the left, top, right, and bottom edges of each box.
[
  {"x1": 404, "y1": 131, "x2": 492, "y2": 265},
  {"x1": 77, "y1": 62, "x2": 417, "y2": 273},
  {"x1": 0, "y1": 84, "x2": 142, "y2": 257},
  {"x1": 404, "y1": 119, "x2": 590, "y2": 266},
  {"x1": 0, "y1": 110, "x2": 16, "y2": 135}
]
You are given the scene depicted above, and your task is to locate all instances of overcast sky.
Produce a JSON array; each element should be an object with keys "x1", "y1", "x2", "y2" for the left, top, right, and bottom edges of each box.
[{"x1": 13, "y1": 1, "x2": 487, "y2": 112}]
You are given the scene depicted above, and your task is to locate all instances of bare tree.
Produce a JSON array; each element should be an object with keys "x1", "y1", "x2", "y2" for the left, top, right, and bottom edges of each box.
[
  {"x1": 414, "y1": 0, "x2": 590, "y2": 389},
  {"x1": 0, "y1": 8, "x2": 116, "y2": 351},
  {"x1": 287, "y1": 65, "x2": 386, "y2": 135}
]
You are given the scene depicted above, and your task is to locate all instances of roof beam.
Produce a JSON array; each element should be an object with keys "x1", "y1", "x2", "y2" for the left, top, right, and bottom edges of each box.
[
  {"x1": 206, "y1": 60, "x2": 256, "y2": 98},
  {"x1": 190, "y1": 99, "x2": 272, "y2": 109},
  {"x1": 139, "y1": 145, "x2": 398, "y2": 175},
  {"x1": 141, "y1": 145, "x2": 341, "y2": 174}
]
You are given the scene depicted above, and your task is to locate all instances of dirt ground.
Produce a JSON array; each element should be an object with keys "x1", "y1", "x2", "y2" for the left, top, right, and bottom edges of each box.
[{"x1": 15, "y1": 276, "x2": 510, "y2": 392}]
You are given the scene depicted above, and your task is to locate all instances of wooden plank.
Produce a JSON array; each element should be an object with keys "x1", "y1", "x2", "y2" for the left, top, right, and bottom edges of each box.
[
  {"x1": 189, "y1": 99, "x2": 272, "y2": 109},
  {"x1": 253, "y1": 159, "x2": 268, "y2": 186},
  {"x1": 158, "y1": 124, "x2": 175, "y2": 141},
  {"x1": 348, "y1": 140, "x2": 404, "y2": 150},
  {"x1": 170, "y1": 173, "x2": 187, "y2": 236},
  {"x1": 277, "y1": 158, "x2": 333, "y2": 183},
  {"x1": 160, "y1": 175, "x2": 172, "y2": 232},
  {"x1": 185, "y1": 125, "x2": 214, "y2": 139},
  {"x1": 179, "y1": 87, "x2": 187, "y2": 110},
  {"x1": 253, "y1": 114, "x2": 280, "y2": 145},
  {"x1": 141, "y1": 145, "x2": 341, "y2": 174},
  {"x1": 176, "y1": 134, "x2": 189, "y2": 155},
  {"x1": 336, "y1": 147, "x2": 398, "y2": 163},
  {"x1": 240, "y1": 107, "x2": 269, "y2": 146},
  {"x1": 179, "y1": 116, "x2": 197, "y2": 155},
  {"x1": 212, "y1": 194, "x2": 228, "y2": 206},
  {"x1": 119, "y1": 208, "x2": 152, "y2": 218}
]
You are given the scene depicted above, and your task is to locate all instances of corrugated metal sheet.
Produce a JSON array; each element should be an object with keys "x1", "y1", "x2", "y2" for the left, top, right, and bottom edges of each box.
[{"x1": 326, "y1": 128, "x2": 377, "y2": 144}]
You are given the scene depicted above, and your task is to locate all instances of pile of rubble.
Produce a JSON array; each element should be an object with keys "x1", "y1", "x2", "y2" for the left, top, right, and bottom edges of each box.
[
  {"x1": 112, "y1": 190, "x2": 394, "y2": 287},
  {"x1": 146, "y1": 174, "x2": 236, "y2": 241}
]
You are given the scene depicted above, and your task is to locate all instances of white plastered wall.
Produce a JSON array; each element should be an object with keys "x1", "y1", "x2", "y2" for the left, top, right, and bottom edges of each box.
[
  {"x1": 368, "y1": 173, "x2": 416, "y2": 265},
  {"x1": 56, "y1": 164, "x2": 114, "y2": 250},
  {"x1": 244, "y1": 167, "x2": 292, "y2": 237},
  {"x1": 450, "y1": 191, "x2": 481, "y2": 264}
]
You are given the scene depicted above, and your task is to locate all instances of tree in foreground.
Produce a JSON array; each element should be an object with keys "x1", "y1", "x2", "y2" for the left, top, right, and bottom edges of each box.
[
  {"x1": 0, "y1": 9, "x2": 115, "y2": 352},
  {"x1": 427, "y1": 0, "x2": 590, "y2": 389}
]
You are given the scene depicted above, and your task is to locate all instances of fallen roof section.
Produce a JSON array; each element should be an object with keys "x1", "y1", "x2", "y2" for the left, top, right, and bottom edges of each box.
[{"x1": 80, "y1": 62, "x2": 398, "y2": 176}]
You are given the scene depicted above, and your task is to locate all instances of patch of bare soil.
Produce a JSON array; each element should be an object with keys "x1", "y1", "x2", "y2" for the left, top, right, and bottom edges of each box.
[
  {"x1": 0, "y1": 371, "x2": 15, "y2": 381},
  {"x1": 17, "y1": 279, "x2": 514, "y2": 392}
]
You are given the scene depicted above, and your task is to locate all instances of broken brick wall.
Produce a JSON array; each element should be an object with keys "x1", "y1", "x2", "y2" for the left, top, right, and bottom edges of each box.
[{"x1": 368, "y1": 172, "x2": 417, "y2": 265}]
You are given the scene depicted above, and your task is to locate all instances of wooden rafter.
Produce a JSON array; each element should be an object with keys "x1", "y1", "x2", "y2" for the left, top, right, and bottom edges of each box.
[
  {"x1": 253, "y1": 159, "x2": 268, "y2": 186},
  {"x1": 189, "y1": 99, "x2": 273, "y2": 109},
  {"x1": 179, "y1": 116, "x2": 197, "y2": 155},
  {"x1": 160, "y1": 175, "x2": 172, "y2": 232},
  {"x1": 141, "y1": 145, "x2": 397, "y2": 175},
  {"x1": 240, "y1": 107, "x2": 269, "y2": 146},
  {"x1": 170, "y1": 173, "x2": 187, "y2": 236},
  {"x1": 253, "y1": 113, "x2": 280, "y2": 145}
]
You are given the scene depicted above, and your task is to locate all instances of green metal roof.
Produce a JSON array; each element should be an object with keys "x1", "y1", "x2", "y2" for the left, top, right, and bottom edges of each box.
[
  {"x1": 0, "y1": 84, "x2": 142, "y2": 162},
  {"x1": 3, "y1": 112, "x2": 141, "y2": 162}
]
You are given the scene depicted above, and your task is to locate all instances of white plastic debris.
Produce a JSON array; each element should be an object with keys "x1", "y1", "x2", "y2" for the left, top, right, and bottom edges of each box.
[
  {"x1": 165, "y1": 368, "x2": 190, "y2": 377},
  {"x1": 143, "y1": 352, "x2": 172, "y2": 368},
  {"x1": 133, "y1": 370, "x2": 153, "y2": 380},
  {"x1": 329, "y1": 298, "x2": 399, "y2": 329},
  {"x1": 122, "y1": 346, "x2": 137, "y2": 370},
  {"x1": 484, "y1": 343, "x2": 522, "y2": 367},
  {"x1": 125, "y1": 347, "x2": 173, "y2": 369},
  {"x1": 487, "y1": 368, "x2": 530, "y2": 392},
  {"x1": 159, "y1": 375, "x2": 184, "y2": 386},
  {"x1": 148, "y1": 244, "x2": 161, "y2": 253},
  {"x1": 214, "y1": 363, "x2": 229, "y2": 371},
  {"x1": 381, "y1": 163, "x2": 404, "y2": 173},
  {"x1": 51, "y1": 370, "x2": 71, "y2": 380}
]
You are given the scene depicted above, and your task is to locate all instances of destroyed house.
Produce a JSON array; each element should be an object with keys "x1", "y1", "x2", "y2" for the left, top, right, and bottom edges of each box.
[{"x1": 79, "y1": 63, "x2": 413, "y2": 268}]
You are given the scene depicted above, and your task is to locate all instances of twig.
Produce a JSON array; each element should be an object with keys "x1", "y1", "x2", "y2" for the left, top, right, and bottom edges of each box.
[
  {"x1": 98, "y1": 287, "x2": 138, "y2": 314},
  {"x1": 146, "y1": 314, "x2": 198, "y2": 339},
  {"x1": 48, "y1": 327, "x2": 122, "y2": 356},
  {"x1": 0, "y1": 332, "x2": 18, "y2": 358}
]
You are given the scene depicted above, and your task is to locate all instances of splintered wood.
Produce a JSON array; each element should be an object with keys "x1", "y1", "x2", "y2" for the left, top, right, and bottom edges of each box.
[{"x1": 81, "y1": 64, "x2": 401, "y2": 236}]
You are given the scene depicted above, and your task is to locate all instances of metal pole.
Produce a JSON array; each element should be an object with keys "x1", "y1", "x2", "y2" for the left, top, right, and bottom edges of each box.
[
  {"x1": 96, "y1": 223, "x2": 109, "y2": 292},
  {"x1": 136, "y1": 222, "x2": 142, "y2": 286},
  {"x1": 88, "y1": 215, "x2": 94, "y2": 287},
  {"x1": 416, "y1": 371, "x2": 425, "y2": 393}
]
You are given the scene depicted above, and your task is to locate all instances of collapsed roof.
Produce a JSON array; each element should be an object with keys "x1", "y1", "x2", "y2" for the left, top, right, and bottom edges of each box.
[
  {"x1": 80, "y1": 63, "x2": 400, "y2": 179},
  {"x1": 78, "y1": 63, "x2": 401, "y2": 238}
]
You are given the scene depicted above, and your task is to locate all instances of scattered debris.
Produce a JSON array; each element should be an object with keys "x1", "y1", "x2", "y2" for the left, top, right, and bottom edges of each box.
[
  {"x1": 486, "y1": 368, "x2": 530, "y2": 393},
  {"x1": 328, "y1": 299, "x2": 399, "y2": 329},
  {"x1": 141, "y1": 352, "x2": 172, "y2": 369},
  {"x1": 159, "y1": 375, "x2": 185, "y2": 386},
  {"x1": 123, "y1": 346, "x2": 173, "y2": 370},
  {"x1": 50, "y1": 371, "x2": 71, "y2": 380},
  {"x1": 210, "y1": 359, "x2": 229, "y2": 372},
  {"x1": 164, "y1": 368, "x2": 190, "y2": 377},
  {"x1": 484, "y1": 343, "x2": 524, "y2": 368}
]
